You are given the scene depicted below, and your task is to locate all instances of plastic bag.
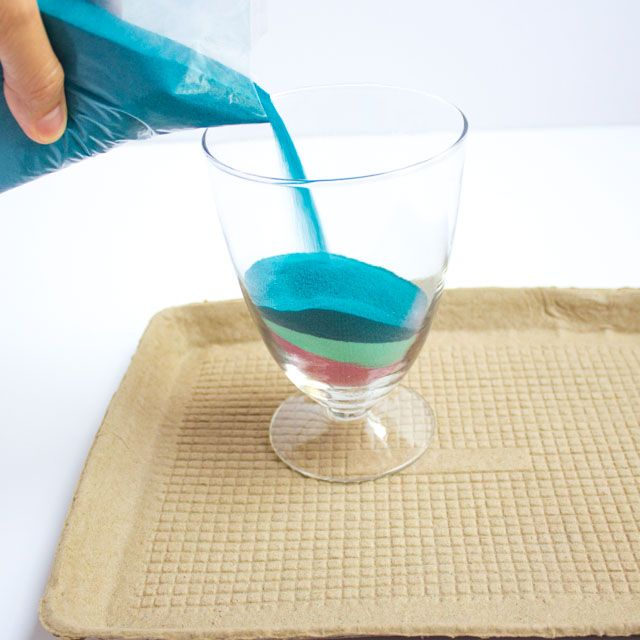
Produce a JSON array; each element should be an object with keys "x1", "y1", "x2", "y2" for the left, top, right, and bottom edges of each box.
[{"x1": 0, "y1": 0, "x2": 266, "y2": 193}]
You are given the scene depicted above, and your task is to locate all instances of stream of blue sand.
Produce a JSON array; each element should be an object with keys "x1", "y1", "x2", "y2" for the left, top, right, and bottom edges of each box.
[{"x1": 255, "y1": 86, "x2": 326, "y2": 253}]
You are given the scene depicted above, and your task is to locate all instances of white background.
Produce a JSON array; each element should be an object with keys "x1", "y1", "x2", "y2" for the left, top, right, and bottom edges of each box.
[
  {"x1": 251, "y1": 0, "x2": 640, "y2": 128},
  {"x1": 1, "y1": 2, "x2": 639, "y2": 639}
]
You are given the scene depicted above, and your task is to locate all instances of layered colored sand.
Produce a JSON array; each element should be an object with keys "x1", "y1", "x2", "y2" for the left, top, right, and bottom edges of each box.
[{"x1": 244, "y1": 253, "x2": 429, "y2": 386}]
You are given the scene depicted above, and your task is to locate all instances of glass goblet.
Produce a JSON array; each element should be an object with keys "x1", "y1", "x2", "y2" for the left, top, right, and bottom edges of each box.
[{"x1": 203, "y1": 84, "x2": 467, "y2": 482}]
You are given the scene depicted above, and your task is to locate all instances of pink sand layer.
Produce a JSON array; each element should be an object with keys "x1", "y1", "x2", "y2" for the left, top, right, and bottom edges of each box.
[{"x1": 271, "y1": 332, "x2": 403, "y2": 386}]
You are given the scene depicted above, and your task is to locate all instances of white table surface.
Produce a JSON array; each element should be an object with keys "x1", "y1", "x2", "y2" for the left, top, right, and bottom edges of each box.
[{"x1": 1, "y1": 126, "x2": 639, "y2": 640}]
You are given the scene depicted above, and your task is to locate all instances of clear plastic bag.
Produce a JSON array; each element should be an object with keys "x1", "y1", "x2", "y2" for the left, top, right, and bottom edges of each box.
[
  {"x1": 116, "y1": 0, "x2": 252, "y2": 71},
  {"x1": 0, "y1": 0, "x2": 266, "y2": 193}
]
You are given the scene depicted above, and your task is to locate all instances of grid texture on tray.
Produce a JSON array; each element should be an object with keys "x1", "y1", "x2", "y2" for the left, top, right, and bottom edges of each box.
[{"x1": 40, "y1": 289, "x2": 640, "y2": 639}]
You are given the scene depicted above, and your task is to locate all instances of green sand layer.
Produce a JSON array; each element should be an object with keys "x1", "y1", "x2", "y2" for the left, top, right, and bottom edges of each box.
[{"x1": 264, "y1": 319, "x2": 417, "y2": 368}]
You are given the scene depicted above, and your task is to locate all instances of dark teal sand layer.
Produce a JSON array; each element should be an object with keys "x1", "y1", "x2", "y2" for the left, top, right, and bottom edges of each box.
[{"x1": 256, "y1": 307, "x2": 418, "y2": 343}]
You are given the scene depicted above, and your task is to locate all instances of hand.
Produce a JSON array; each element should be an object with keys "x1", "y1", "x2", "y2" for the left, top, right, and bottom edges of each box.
[{"x1": 0, "y1": 0, "x2": 67, "y2": 143}]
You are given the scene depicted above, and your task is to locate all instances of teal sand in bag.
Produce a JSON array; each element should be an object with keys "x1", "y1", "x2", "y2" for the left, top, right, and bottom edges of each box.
[{"x1": 0, "y1": 0, "x2": 265, "y2": 192}]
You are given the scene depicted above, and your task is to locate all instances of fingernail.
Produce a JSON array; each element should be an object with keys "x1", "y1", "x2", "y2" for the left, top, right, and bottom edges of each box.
[{"x1": 34, "y1": 103, "x2": 66, "y2": 143}]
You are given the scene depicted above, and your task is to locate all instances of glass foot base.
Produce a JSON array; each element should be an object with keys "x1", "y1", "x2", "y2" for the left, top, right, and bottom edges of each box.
[{"x1": 269, "y1": 386, "x2": 436, "y2": 483}]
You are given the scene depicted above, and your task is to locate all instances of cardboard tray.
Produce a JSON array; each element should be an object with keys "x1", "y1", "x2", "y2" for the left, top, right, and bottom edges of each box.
[{"x1": 40, "y1": 289, "x2": 640, "y2": 639}]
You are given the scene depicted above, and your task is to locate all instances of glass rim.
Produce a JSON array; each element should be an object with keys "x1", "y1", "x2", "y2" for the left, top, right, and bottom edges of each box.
[{"x1": 201, "y1": 83, "x2": 468, "y2": 186}]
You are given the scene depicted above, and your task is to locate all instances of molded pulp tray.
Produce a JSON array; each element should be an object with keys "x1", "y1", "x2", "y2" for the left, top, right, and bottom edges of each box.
[{"x1": 40, "y1": 289, "x2": 640, "y2": 639}]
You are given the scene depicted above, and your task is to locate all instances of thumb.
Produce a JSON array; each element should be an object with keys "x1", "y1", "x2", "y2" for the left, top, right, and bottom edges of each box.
[{"x1": 0, "y1": 0, "x2": 67, "y2": 144}]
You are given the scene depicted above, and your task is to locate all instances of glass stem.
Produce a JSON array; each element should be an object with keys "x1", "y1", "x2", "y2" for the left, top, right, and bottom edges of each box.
[{"x1": 326, "y1": 407, "x2": 369, "y2": 422}]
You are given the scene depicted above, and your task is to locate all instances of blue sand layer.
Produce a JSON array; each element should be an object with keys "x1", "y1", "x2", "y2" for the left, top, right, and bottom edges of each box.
[
  {"x1": 257, "y1": 307, "x2": 418, "y2": 343},
  {"x1": 244, "y1": 252, "x2": 428, "y2": 332}
]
